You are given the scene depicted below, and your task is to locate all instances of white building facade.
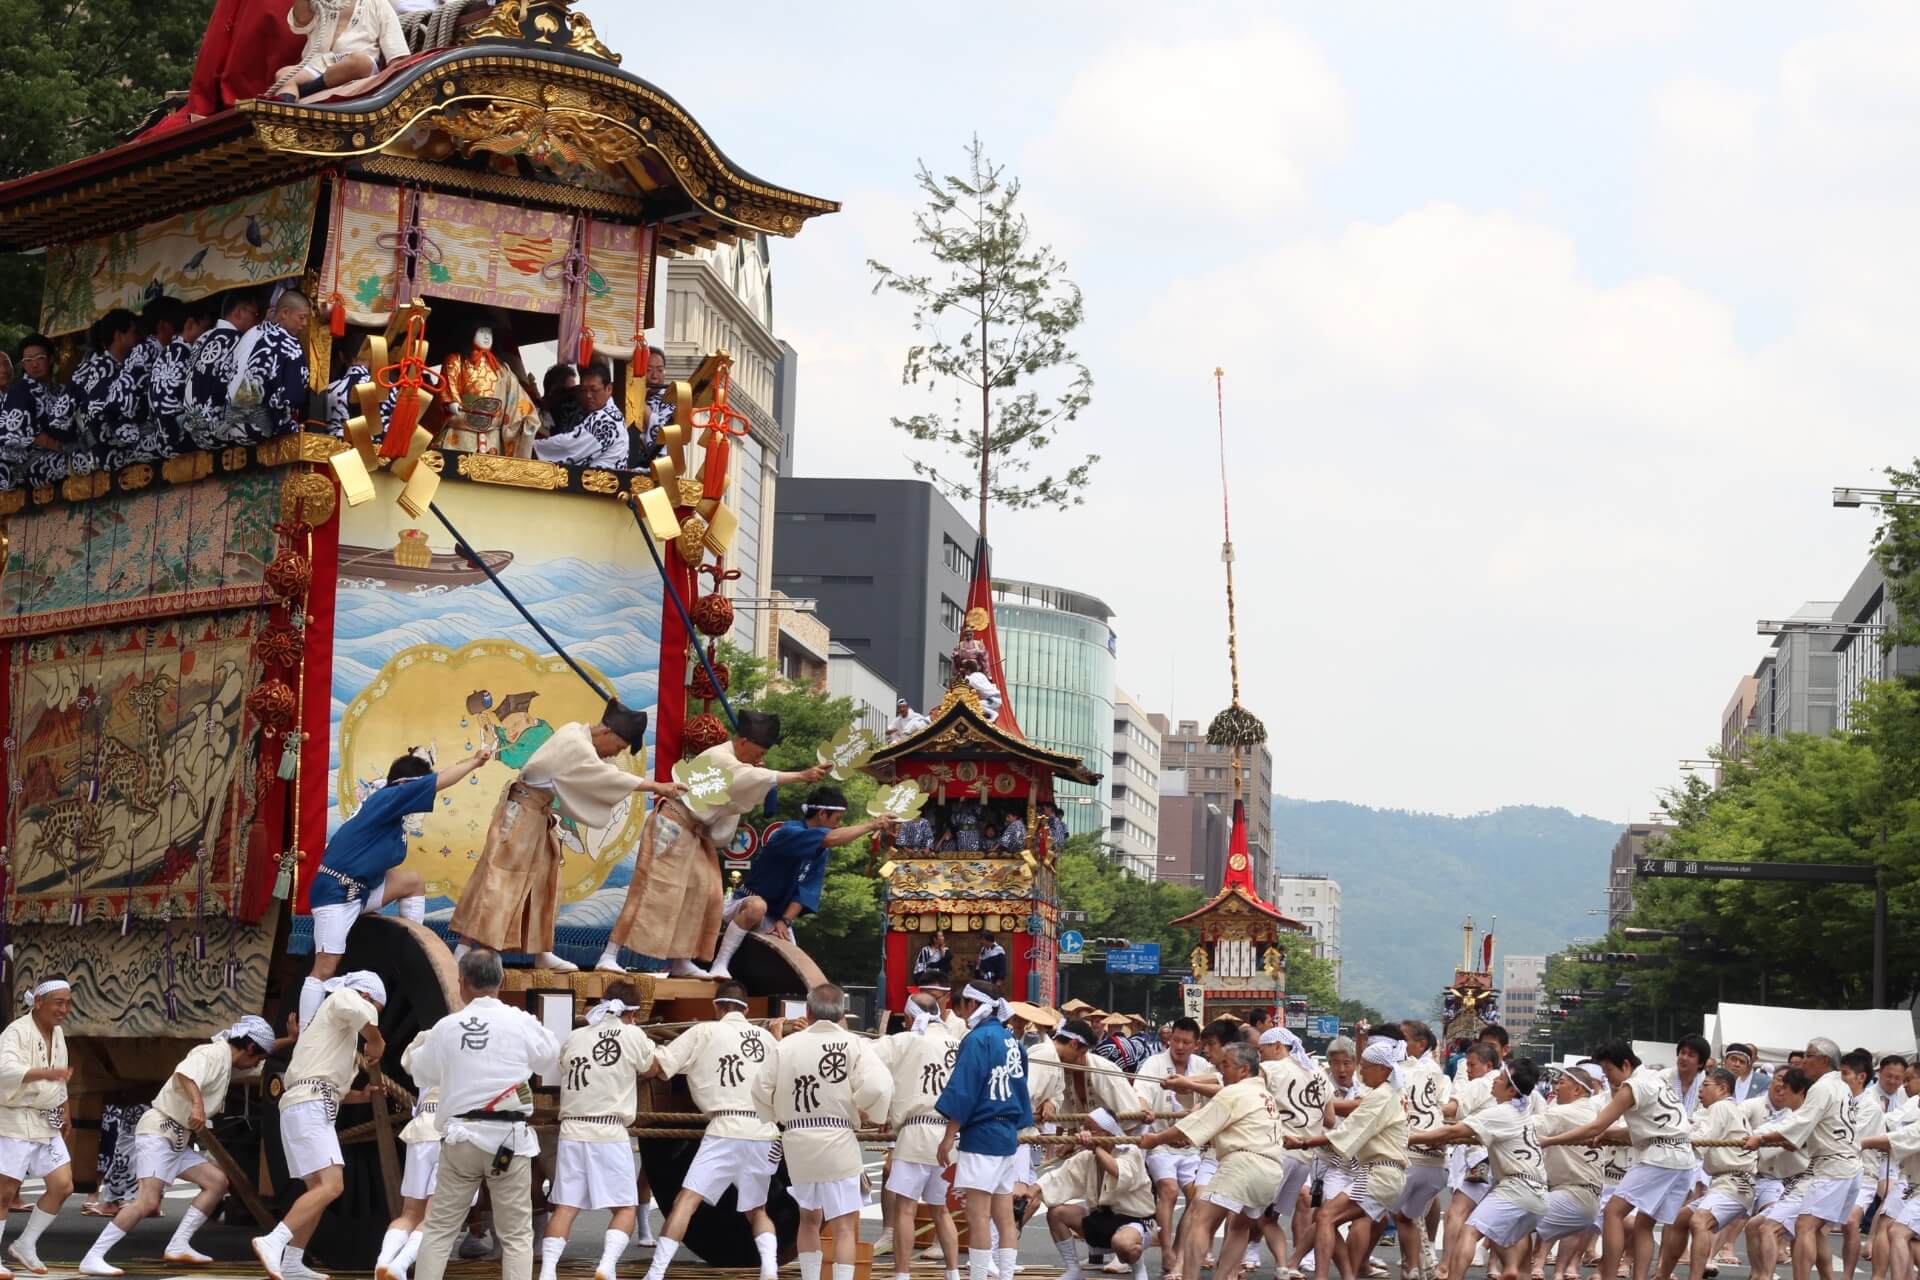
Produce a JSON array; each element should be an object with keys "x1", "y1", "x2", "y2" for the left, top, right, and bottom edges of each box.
[
  {"x1": 1109, "y1": 690, "x2": 1162, "y2": 880},
  {"x1": 1271, "y1": 874, "x2": 1343, "y2": 995},
  {"x1": 1501, "y1": 954, "x2": 1548, "y2": 1044}
]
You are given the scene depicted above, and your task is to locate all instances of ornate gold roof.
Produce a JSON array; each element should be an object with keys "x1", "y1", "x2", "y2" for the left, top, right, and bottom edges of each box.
[
  {"x1": 1168, "y1": 882, "x2": 1307, "y2": 933},
  {"x1": 867, "y1": 684, "x2": 1100, "y2": 786},
  {"x1": 0, "y1": 40, "x2": 837, "y2": 252}
]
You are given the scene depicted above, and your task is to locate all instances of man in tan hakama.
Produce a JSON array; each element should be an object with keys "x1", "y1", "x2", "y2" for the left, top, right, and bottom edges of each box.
[
  {"x1": 594, "y1": 711, "x2": 827, "y2": 977},
  {"x1": 451, "y1": 699, "x2": 684, "y2": 972}
]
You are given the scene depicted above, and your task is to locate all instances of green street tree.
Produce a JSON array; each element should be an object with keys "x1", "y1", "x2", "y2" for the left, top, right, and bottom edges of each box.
[
  {"x1": 0, "y1": 0, "x2": 215, "y2": 348},
  {"x1": 868, "y1": 136, "x2": 1097, "y2": 535}
]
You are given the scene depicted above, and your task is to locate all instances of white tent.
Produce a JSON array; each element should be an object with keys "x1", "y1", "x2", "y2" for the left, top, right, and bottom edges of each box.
[
  {"x1": 1632, "y1": 1040, "x2": 1672, "y2": 1069},
  {"x1": 1711, "y1": 1002, "x2": 1917, "y2": 1064}
]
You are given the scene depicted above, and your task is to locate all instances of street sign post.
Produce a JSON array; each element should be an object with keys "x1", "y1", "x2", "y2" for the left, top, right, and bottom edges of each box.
[
  {"x1": 1633, "y1": 857, "x2": 1886, "y2": 1005},
  {"x1": 1059, "y1": 931, "x2": 1085, "y2": 955},
  {"x1": 1309, "y1": 1015, "x2": 1342, "y2": 1039},
  {"x1": 1105, "y1": 943, "x2": 1161, "y2": 975}
]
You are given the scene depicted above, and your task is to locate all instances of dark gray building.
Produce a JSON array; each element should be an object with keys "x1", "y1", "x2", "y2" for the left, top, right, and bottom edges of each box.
[{"x1": 772, "y1": 479, "x2": 982, "y2": 711}]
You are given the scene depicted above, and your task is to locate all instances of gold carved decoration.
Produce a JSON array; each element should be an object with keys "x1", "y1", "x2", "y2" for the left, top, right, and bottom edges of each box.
[
  {"x1": 565, "y1": 12, "x2": 620, "y2": 63},
  {"x1": 120, "y1": 464, "x2": 154, "y2": 492},
  {"x1": 436, "y1": 96, "x2": 642, "y2": 169},
  {"x1": 163, "y1": 452, "x2": 214, "y2": 485},
  {"x1": 676, "y1": 513, "x2": 708, "y2": 565},
  {"x1": 456, "y1": 453, "x2": 568, "y2": 491},
  {"x1": 0, "y1": 491, "x2": 23, "y2": 517},
  {"x1": 580, "y1": 470, "x2": 621, "y2": 495},
  {"x1": 60, "y1": 473, "x2": 109, "y2": 504},
  {"x1": 677, "y1": 478, "x2": 705, "y2": 508},
  {"x1": 281, "y1": 470, "x2": 338, "y2": 526},
  {"x1": 1190, "y1": 947, "x2": 1211, "y2": 979}
]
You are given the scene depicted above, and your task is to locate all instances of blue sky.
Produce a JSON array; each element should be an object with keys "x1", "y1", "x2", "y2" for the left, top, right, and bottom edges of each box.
[{"x1": 598, "y1": 3, "x2": 1920, "y2": 823}]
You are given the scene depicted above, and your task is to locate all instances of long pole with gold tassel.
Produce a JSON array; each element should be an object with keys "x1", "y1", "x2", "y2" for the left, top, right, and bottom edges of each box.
[{"x1": 1206, "y1": 369, "x2": 1265, "y2": 798}]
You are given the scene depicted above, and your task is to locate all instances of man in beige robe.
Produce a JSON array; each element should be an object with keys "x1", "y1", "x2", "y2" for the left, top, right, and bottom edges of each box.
[
  {"x1": 595, "y1": 711, "x2": 827, "y2": 977},
  {"x1": 451, "y1": 699, "x2": 683, "y2": 971}
]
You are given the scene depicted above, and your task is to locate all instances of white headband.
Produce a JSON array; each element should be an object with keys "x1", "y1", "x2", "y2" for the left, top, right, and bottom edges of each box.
[
  {"x1": 23, "y1": 979, "x2": 70, "y2": 1008},
  {"x1": 587, "y1": 999, "x2": 636, "y2": 1026},
  {"x1": 1265, "y1": 1025, "x2": 1315, "y2": 1073},
  {"x1": 1361, "y1": 1037, "x2": 1405, "y2": 1090},
  {"x1": 1054, "y1": 1028, "x2": 1088, "y2": 1045},
  {"x1": 323, "y1": 971, "x2": 388, "y2": 1006},
  {"x1": 714, "y1": 996, "x2": 749, "y2": 1008},
  {"x1": 800, "y1": 803, "x2": 848, "y2": 815},
  {"x1": 1258, "y1": 1027, "x2": 1288, "y2": 1045},
  {"x1": 1088, "y1": 1107, "x2": 1123, "y2": 1137},
  {"x1": 219, "y1": 1015, "x2": 277, "y2": 1052},
  {"x1": 909, "y1": 1002, "x2": 937, "y2": 1036},
  {"x1": 1569, "y1": 1063, "x2": 1606, "y2": 1093},
  {"x1": 962, "y1": 984, "x2": 1011, "y2": 1027}
]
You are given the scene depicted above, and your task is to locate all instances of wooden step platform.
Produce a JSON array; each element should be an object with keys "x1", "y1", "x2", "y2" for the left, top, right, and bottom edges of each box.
[{"x1": 496, "y1": 969, "x2": 780, "y2": 1021}]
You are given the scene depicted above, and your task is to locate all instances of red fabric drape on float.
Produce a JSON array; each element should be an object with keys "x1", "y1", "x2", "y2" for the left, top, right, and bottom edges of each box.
[
  {"x1": 145, "y1": 0, "x2": 306, "y2": 139},
  {"x1": 653, "y1": 556, "x2": 698, "y2": 781},
  {"x1": 296, "y1": 492, "x2": 342, "y2": 913},
  {"x1": 965, "y1": 535, "x2": 1022, "y2": 737}
]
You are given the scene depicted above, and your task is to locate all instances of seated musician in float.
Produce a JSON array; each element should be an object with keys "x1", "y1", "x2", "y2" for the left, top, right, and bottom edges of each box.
[
  {"x1": 0, "y1": 335, "x2": 79, "y2": 490},
  {"x1": 440, "y1": 324, "x2": 539, "y2": 457},
  {"x1": 141, "y1": 298, "x2": 204, "y2": 450},
  {"x1": 595, "y1": 711, "x2": 829, "y2": 978},
  {"x1": 183, "y1": 293, "x2": 262, "y2": 448},
  {"x1": 228, "y1": 288, "x2": 312, "y2": 442},
  {"x1": 275, "y1": 0, "x2": 409, "y2": 101},
  {"x1": 533, "y1": 363, "x2": 630, "y2": 470},
  {"x1": 952, "y1": 639, "x2": 1003, "y2": 724},
  {"x1": 70, "y1": 309, "x2": 158, "y2": 474},
  {"x1": 705, "y1": 785, "x2": 896, "y2": 981},
  {"x1": 451, "y1": 699, "x2": 684, "y2": 974},
  {"x1": 78, "y1": 1017, "x2": 278, "y2": 1277},
  {"x1": 995, "y1": 810, "x2": 1027, "y2": 853}
]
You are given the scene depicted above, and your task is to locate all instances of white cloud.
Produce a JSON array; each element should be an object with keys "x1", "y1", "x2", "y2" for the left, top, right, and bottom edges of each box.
[
  {"x1": 1501, "y1": 0, "x2": 1702, "y2": 52},
  {"x1": 1026, "y1": 25, "x2": 1348, "y2": 225}
]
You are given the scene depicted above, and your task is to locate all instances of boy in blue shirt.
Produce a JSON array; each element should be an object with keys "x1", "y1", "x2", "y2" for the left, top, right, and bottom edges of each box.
[
  {"x1": 706, "y1": 786, "x2": 895, "y2": 980},
  {"x1": 300, "y1": 744, "x2": 494, "y2": 1030},
  {"x1": 936, "y1": 980, "x2": 1033, "y2": 1280}
]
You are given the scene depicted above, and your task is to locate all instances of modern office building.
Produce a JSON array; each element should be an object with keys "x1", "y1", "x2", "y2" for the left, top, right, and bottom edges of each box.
[
  {"x1": 1755, "y1": 601, "x2": 1843, "y2": 737},
  {"x1": 1271, "y1": 874, "x2": 1343, "y2": 993},
  {"x1": 828, "y1": 642, "x2": 898, "y2": 741},
  {"x1": 662, "y1": 237, "x2": 792, "y2": 654},
  {"x1": 1158, "y1": 719, "x2": 1274, "y2": 894},
  {"x1": 1606, "y1": 822, "x2": 1674, "y2": 929},
  {"x1": 1109, "y1": 690, "x2": 1162, "y2": 879},
  {"x1": 993, "y1": 578, "x2": 1117, "y2": 838},
  {"x1": 770, "y1": 479, "x2": 982, "y2": 712},
  {"x1": 1157, "y1": 770, "x2": 1229, "y2": 894},
  {"x1": 1500, "y1": 954, "x2": 1548, "y2": 1043},
  {"x1": 1832, "y1": 561, "x2": 1920, "y2": 730}
]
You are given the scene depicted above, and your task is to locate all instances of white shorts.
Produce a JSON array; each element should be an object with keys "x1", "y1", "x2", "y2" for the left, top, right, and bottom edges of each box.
[
  {"x1": 1898, "y1": 1193, "x2": 1920, "y2": 1234},
  {"x1": 682, "y1": 1135, "x2": 777, "y2": 1212},
  {"x1": 1767, "y1": 1189, "x2": 1807, "y2": 1238},
  {"x1": 132, "y1": 1132, "x2": 207, "y2": 1184},
  {"x1": 1202, "y1": 1190, "x2": 1252, "y2": 1215},
  {"x1": 1538, "y1": 1187, "x2": 1601, "y2": 1242},
  {"x1": 789, "y1": 1176, "x2": 864, "y2": 1220},
  {"x1": 1322, "y1": 1167, "x2": 1357, "y2": 1203},
  {"x1": 1801, "y1": 1175, "x2": 1864, "y2": 1226},
  {"x1": 1594, "y1": 1181, "x2": 1619, "y2": 1232},
  {"x1": 1884, "y1": 1185, "x2": 1907, "y2": 1223},
  {"x1": 1617, "y1": 1162, "x2": 1694, "y2": 1226},
  {"x1": 1395, "y1": 1163, "x2": 1451, "y2": 1218},
  {"x1": 1011, "y1": 1144, "x2": 1037, "y2": 1188},
  {"x1": 312, "y1": 891, "x2": 383, "y2": 955},
  {"x1": 887, "y1": 1158, "x2": 953, "y2": 1206},
  {"x1": 1695, "y1": 1190, "x2": 1750, "y2": 1229},
  {"x1": 281, "y1": 1099, "x2": 343, "y2": 1178},
  {"x1": 953, "y1": 1151, "x2": 1019, "y2": 1196},
  {"x1": 1147, "y1": 1149, "x2": 1203, "y2": 1189},
  {"x1": 401, "y1": 1140, "x2": 440, "y2": 1200},
  {"x1": 1270, "y1": 1157, "x2": 1312, "y2": 1216},
  {"x1": 1195, "y1": 1158, "x2": 1219, "y2": 1186},
  {"x1": 1469, "y1": 1193, "x2": 1544, "y2": 1248},
  {"x1": 1754, "y1": 1178, "x2": 1784, "y2": 1213},
  {"x1": 721, "y1": 893, "x2": 780, "y2": 933},
  {"x1": 0, "y1": 1133, "x2": 69, "y2": 1181},
  {"x1": 1857, "y1": 1181, "x2": 1879, "y2": 1211},
  {"x1": 550, "y1": 1139, "x2": 638, "y2": 1211}
]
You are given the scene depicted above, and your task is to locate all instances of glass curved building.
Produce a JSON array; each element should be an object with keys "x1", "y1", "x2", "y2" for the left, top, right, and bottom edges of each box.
[{"x1": 992, "y1": 578, "x2": 1116, "y2": 839}]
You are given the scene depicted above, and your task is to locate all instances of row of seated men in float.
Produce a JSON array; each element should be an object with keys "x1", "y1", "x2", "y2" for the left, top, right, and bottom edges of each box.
[{"x1": 0, "y1": 287, "x2": 673, "y2": 490}]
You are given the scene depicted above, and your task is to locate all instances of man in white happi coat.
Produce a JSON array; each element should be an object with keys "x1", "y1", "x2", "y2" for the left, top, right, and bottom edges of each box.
[
  {"x1": 1043, "y1": 1108, "x2": 1159, "y2": 1280},
  {"x1": 872, "y1": 993, "x2": 962, "y2": 1280},
  {"x1": 410, "y1": 948, "x2": 562, "y2": 1280},
  {"x1": 255, "y1": 972, "x2": 388, "y2": 1280},
  {"x1": 1133, "y1": 1017, "x2": 1219, "y2": 1272},
  {"x1": 540, "y1": 981, "x2": 659, "y2": 1280},
  {"x1": 375, "y1": 1030, "x2": 445, "y2": 1280},
  {"x1": 80, "y1": 1016, "x2": 277, "y2": 1276},
  {"x1": 641, "y1": 981, "x2": 783, "y2": 1280},
  {"x1": 1745, "y1": 1039, "x2": 1866, "y2": 1280},
  {"x1": 1258, "y1": 1027, "x2": 1331, "y2": 1277},
  {"x1": 916, "y1": 981, "x2": 969, "y2": 1040},
  {"x1": 0, "y1": 978, "x2": 77, "y2": 1279},
  {"x1": 753, "y1": 984, "x2": 893, "y2": 1280}
]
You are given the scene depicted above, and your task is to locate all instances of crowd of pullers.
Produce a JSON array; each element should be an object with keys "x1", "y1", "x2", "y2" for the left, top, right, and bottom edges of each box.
[{"x1": 2, "y1": 973, "x2": 1914, "y2": 1280}]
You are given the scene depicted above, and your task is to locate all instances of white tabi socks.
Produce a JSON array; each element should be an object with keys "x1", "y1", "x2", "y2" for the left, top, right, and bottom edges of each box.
[
  {"x1": 539, "y1": 1237, "x2": 565, "y2": 1280},
  {"x1": 642, "y1": 1238, "x2": 680, "y2": 1280},
  {"x1": 798, "y1": 1251, "x2": 823, "y2": 1280},
  {"x1": 709, "y1": 922, "x2": 751, "y2": 978},
  {"x1": 595, "y1": 1229, "x2": 630, "y2": 1280},
  {"x1": 754, "y1": 1233, "x2": 778, "y2": 1280},
  {"x1": 1057, "y1": 1238, "x2": 1084, "y2": 1280}
]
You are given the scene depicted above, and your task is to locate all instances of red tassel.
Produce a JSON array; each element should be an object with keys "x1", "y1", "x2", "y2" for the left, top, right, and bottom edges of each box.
[
  {"x1": 578, "y1": 328, "x2": 595, "y2": 368},
  {"x1": 329, "y1": 294, "x2": 346, "y2": 338},
  {"x1": 703, "y1": 436, "x2": 730, "y2": 493}
]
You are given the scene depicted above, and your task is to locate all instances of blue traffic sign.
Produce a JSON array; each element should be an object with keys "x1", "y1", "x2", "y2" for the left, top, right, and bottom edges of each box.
[
  {"x1": 1309, "y1": 1015, "x2": 1342, "y2": 1039},
  {"x1": 1105, "y1": 943, "x2": 1160, "y2": 974},
  {"x1": 1059, "y1": 931, "x2": 1085, "y2": 955}
]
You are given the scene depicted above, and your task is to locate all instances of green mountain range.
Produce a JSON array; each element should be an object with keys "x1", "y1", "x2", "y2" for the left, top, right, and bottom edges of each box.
[{"x1": 1271, "y1": 799, "x2": 1624, "y2": 1018}]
